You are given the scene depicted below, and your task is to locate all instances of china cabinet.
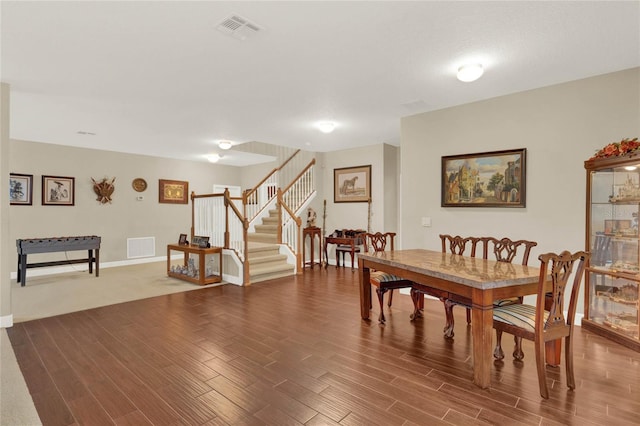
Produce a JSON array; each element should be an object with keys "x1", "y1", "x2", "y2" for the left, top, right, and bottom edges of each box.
[{"x1": 584, "y1": 152, "x2": 640, "y2": 351}]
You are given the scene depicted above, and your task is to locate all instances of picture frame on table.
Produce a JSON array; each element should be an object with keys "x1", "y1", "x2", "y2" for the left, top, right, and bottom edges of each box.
[
  {"x1": 192, "y1": 235, "x2": 210, "y2": 248},
  {"x1": 178, "y1": 233, "x2": 188, "y2": 245},
  {"x1": 334, "y1": 165, "x2": 371, "y2": 203},
  {"x1": 159, "y1": 179, "x2": 189, "y2": 204},
  {"x1": 441, "y1": 148, "x2": 526, "y2": 208},
  {"x1": 9, "y1": 173, "x2": 33, "y2": 205},
  {"x1": 42, "y1": 175, "x2": 75, "y2": 206}
]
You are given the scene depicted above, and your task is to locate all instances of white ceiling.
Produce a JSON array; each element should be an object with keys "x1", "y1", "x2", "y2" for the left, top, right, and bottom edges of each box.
[{"x1": 2, "y1": 1, "x2": 639, "y2": 166}]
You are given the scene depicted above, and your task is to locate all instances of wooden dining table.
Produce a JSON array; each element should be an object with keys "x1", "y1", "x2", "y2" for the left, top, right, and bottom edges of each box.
[{"x1": 358, "y1": 248, "x2": 544, "y2": 389}]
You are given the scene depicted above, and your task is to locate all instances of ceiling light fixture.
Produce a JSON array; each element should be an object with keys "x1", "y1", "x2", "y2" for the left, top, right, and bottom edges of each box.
[
  {"x1": 317, "y1": 121, "x2": 336, "y2": 134},
  {"x1": 457, "y1": 64, "x2": 484, "y2": 82},
  {"x1": 207, "y1": 154, "x2": 221, "y2": 163},
  {"x1": 624, "y1": 166, "x2": 637, "y2": 171},
  {"x1": 218, "y1": 140, "x2": 232, "y2": 150}
]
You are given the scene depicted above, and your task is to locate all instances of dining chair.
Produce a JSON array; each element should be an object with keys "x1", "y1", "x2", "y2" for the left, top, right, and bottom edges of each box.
[
  {"x1": 492, "y1": 250, "x2": 589, "y2": 399},
  {"x1": 335, "y1": 229, "x2": 365, "y2": 268},
  {"x1": 409, "y1": 235, "x2": 477, "y2": 322},
  {"x1": 364, "y1": 232, "x2": 415, "y2": 324},
  {"x1": 442, "y1": 236, "x2": 538, "y2": 338}
]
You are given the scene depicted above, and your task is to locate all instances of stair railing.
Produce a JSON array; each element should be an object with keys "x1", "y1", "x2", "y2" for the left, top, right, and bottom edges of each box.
[
  {"x1": 192, "y1": 189, "x2": 248, "y2": 268},
  {"x1": 282, "y1": 158, "x2": 316, "y2": 215},
  {"x1": 279, "y1": 188, "x2": 302, "y2": 270}
]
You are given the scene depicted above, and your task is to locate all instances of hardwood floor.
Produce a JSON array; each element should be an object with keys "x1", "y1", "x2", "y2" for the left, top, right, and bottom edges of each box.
[{"x1": 8, "y1": 266, "x2": 640, "y2": 425}]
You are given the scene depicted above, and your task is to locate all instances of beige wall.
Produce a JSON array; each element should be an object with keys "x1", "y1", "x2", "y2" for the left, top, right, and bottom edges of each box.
[
  {"x1": 400, "y1": 67, "x2": 640, "y2": 312},
  {"x1": 8, "y1": 140, "x2": 242, "y2": 268},
  {"x1": 1, "y1": 84, "x2": 10, "y2": 325}
]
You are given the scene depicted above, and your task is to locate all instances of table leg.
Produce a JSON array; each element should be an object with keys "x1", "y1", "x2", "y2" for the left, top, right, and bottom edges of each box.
[
  {"x1": 323, "y1": 239, "x2": 328, "y2": 268},
  {"x1": 88, "y1": 249, "x2": 94, "y2": 274},
  {"x1": 471, "y1": 289, "x2": 493, "y2": 389},
  {"x1": 20, "y1": 254, "x2": 27, "y2": 287},
  {"x1": 95, "y1": 249, "x2": 100, "y2": 277},
  {"x1": 359, "y1": 264, "x2": 371, "y2": 320}
]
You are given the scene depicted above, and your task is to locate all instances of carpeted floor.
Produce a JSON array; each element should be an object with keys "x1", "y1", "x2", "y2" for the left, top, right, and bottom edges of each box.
[{"x1": 1, "y1": 261, "x2": 225, "y2": 425}]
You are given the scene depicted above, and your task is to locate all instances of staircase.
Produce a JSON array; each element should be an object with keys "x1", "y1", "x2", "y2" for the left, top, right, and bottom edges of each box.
[{"x1": 247, "y1": 208, "x2": 295, "y2": 283}]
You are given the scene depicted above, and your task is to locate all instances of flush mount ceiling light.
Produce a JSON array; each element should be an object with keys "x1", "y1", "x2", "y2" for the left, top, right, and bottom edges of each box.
[
  {"x1": 218, "y1": 140, "x2": 233, "y2": 150},
  {"x1": 457, "y1": 64, "x2": 484, "y2": 82},
  {"x1": 207, "y1": 153, "x2": 221, "y2": 163},
  {"x1": 317, "y1": 121, "x2": 336, "y2": 134},
  {"x1": 625, "y1": 166, "x2": 637, "y2": 171}
]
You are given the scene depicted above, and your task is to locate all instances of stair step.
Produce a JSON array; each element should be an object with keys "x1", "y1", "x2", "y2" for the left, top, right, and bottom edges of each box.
[
  {"x1": 249, "y1": 262, "x2": 295, "y2": 277},
  {"x1": 262, "y1": 217, "x2": 279, "y2": 225},
  {"x1": 254, "y1": 224, "x2": 278, "y2": 233},
  {"x1": 248, "y1": 233, "x2": 278, "y2": 243},
  {"x1": 250, "y1": 269, "x2": 296, "y2": 284},
  {"x1": 249, "y1": 254, "x2": 288, "y2": 264}
]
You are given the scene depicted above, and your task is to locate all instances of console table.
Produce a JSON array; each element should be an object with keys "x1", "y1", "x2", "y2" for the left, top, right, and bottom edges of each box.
[
  {"x1": 303, "y1": 227, "x2": 321, "y2": 269},
  {"x1": 16, "y1": 236, "x2": 101, "y2": 286},
  {"x1": 167, "y1": 244, "x2": 223, "y2": 285}
]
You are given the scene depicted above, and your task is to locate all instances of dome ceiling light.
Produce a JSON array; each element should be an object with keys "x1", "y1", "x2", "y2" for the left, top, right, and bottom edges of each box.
[
  {"x1": 317, "y1": 121, "x2": 336, "y2": 134},
  {"x1": 457, "y1": 64, "x2": 484, "y2": 82},
  {"x1": 218, "y1": 140, "x2": 233, "y2": 150},
  {"x1": 207, "y1": 153, "x2": 221, "y2": 163}
]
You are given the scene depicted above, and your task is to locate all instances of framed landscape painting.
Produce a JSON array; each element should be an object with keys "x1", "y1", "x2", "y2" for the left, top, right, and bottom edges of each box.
[
  {"x1": 334, "y1": 165, "x2": 371, "y2": 203},
  {"x1": 441, "y1": 148, "x2": 526, "y2": 208}
]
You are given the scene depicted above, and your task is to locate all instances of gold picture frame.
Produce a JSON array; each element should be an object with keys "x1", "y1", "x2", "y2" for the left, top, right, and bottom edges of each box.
[
  {"x1": 159, "y1": 179, "x2": 189, "y2": 204},
  {"x1": 334, "y1": 165, "x2": 371, "y2": 203},
  {"x1": 441, "y1": 148, "x2": 526, "y2": 208}
]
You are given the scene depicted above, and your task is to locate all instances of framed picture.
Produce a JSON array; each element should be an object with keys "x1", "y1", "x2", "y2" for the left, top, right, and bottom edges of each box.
[
  {"x1": 192, "y1": 235, "x2": 210, "y2": 248},
  {"x1": 9, "y1": 173, "x2": 33, "y2": 205},
  {"x1": 42, "y1": 175, "x2": 75, "y2": 206},
  {"x1": 442, "y1": 148, "x2": 526, "y2": 208},
  {"x1": 178, "y1": 233, "x2": 188, "y2": 245},
  {"x1": 334, "y1": 165, "x2": 371, "y2": 203},
  {"x1": 159, "y1": 179, "x2": 189, "y2": 204}
]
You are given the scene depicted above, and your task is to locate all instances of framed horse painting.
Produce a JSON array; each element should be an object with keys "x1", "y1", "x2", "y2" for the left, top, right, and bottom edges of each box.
[{"x1": 334, "y1": 165, "x2": 371, "y2": 203}]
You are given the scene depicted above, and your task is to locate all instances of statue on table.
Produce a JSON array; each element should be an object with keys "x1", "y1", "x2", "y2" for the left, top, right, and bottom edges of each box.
[{"x1": 306, "y1": 207, "x2": 317, "y2": 228}]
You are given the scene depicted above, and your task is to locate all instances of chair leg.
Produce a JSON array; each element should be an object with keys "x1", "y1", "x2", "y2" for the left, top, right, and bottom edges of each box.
[
  {"x1": 387, "y1": 289, "x2": 394, "y2": 307},
  {"x1": 465, "y1": 307, "x2": 471, "y2": 325},
  {"x1": 513, "y1": 336, "x2": 524, "y2": 360},
  {"x1": 565, "y1": 334, "x2": 576, "y2": 390},
  {"x1": 376, "y1": 288, "x2": 387, "y2": 323},
  {"x1": 493, "y1": 329, "x2": 505, "y2": 360},
  {"x1": 443, "y1": 299, "x2": 455, "y2": 338},
  {"x1": 535, "y1": 337, "x2": 549, "y2": 399}
]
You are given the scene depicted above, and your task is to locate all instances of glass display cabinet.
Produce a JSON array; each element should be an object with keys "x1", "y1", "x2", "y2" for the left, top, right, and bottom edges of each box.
[
  {"x1": 584, "y1": 151, "x2": 640, "y2": 352},
  {"x1": 167, "y1": 244, "x2": 223, "y2": 285}
]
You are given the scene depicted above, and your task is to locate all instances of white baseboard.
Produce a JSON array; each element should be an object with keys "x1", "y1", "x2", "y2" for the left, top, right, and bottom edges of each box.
[
  {"x1": 10, "y1": 255, "x2": 167, "y2": 280},
  {"x1": 0, "y1": 314, "x2": 13, "y2": 328}
]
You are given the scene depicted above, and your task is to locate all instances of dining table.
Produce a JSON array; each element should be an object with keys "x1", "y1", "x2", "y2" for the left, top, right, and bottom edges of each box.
[{"x1": 358, "y1": 248, "x2": 544, "y2": 389}]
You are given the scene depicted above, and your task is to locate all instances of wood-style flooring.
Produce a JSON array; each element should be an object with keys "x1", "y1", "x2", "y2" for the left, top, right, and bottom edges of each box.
[{"x1": 7, "y1": 266, "x2": 640, "y2": 425}]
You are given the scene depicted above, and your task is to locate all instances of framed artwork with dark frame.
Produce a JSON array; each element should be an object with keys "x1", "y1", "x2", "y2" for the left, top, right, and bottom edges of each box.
[
  {"x1": 159, "y1": 179, "x2": 189, "y2": 204},
  {"x1": 441, "y1": 148, "x2": 526, "y2": 208},
  {"x1": 42, "y1": 175, "x2": 75, "y2": 206},
  {"x1": 192, "y1": 235, "x2": 210, "y2": 248},
  {"x1": 9, "y1": 173, "x2": 33, "y2": 205},
  {"x1": 334, "y1": 165, "x2": 371, "y2": 203},
  {"x1": 178, "y1": 233, "x2": 188, "y2": 245}
]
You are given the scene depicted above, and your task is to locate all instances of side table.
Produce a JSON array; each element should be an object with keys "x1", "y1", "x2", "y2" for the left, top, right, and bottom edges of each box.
[
  {"x1": 302, "y1": 227, "x2": 321, "y2": 269},
  {"x1": 167, "y1": 244, "x2": 223, "y2": 285}
]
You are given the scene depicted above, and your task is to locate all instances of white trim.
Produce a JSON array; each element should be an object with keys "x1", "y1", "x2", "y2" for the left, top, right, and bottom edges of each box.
[{"x1": 0, "y1": 314, "x2": 13, "y2": 328}]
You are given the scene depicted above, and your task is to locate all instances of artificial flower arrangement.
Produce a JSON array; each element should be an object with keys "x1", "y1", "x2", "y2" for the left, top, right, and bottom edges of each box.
[{"x1": 590, "y1": 137, "x2": 640, "y2": 160}]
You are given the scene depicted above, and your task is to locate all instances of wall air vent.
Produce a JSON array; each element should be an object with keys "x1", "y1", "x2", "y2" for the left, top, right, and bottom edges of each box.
[
  {"x1": 127, "y1": 237, "x2": 155, "y2": 259},
  {"x1": 216, "y1": 14, "x2": 262, "y2": 41}
]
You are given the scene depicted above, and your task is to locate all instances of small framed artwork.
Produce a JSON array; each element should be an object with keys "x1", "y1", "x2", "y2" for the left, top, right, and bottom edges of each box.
[
  {"x1": 9, "y1": 173, "x2": 33, "y2": 205},
  {"x1": 192, "y1": 235, "x2": 210, "y2": 248},
  {"x1": 159, "y1": 179, "x2": 189, "y2": 204},
  {"x1": 441, "y1": 148, "x2": 526, "y2": 208},
  {"x1": 178, "y1": 233, "x2": 188, "y2": 245},
  {"x1": 42, "y1": 175, "x2": 75, "y2": 206},
  {"x1": 334, "y1": 165, "x2": 371, "y2": 203}
]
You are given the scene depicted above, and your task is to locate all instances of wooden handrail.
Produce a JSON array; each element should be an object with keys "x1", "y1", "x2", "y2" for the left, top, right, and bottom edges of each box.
[
  {"x1": 282, "y1": 158, "x2": 316, "y2": 194},
  {"x1": 279, "y1": 149, "x2": 301, "y2": 171}
]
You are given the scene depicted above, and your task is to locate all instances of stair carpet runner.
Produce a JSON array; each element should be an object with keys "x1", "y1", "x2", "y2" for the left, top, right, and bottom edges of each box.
[{"x1": 246, "y1": 209, "x2": 295, "y2": 283}]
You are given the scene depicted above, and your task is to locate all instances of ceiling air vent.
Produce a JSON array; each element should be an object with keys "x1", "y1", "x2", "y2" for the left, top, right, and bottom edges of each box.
[{"x1": 216, "y1": 14, "x2": 262, "y2": 41}]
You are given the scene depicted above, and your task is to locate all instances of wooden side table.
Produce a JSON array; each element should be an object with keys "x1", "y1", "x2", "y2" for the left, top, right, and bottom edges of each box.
[
  {"x1": 167, "y1": 244, "x2": 223, "y2": 285},
  {"x1": 302, "y1": 227, "x2": 321, "y2": 269}
]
